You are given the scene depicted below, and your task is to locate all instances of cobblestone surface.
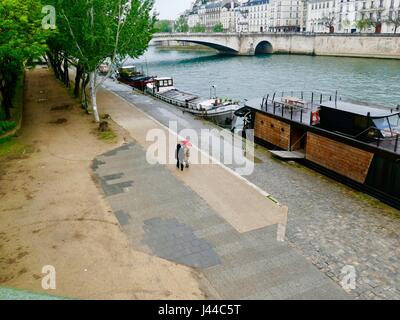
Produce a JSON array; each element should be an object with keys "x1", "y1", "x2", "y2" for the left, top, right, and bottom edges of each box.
[
  {"x1": 102, "y1": 80, "x2": 400, "y2": 299},
  {"x1": 248, "y1": 160, "x2": 400, "y2": 300}
]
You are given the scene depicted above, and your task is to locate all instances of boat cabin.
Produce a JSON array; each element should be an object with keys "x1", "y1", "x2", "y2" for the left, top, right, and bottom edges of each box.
[
  {"x1": 149, "y1": 77, "x2": 174, "y2": 93},
  {"x1": 317, "y1": 100, "x2": 400, "y2": 140},
  {"x1": 155, "y1": 77, "x2": 173, "y2": 89},
  {"x1": 118, "y1": 66, "x2": 142, "y2": 78}
]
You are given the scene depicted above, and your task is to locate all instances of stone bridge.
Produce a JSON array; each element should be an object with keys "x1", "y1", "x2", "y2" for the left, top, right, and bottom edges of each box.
[{"x1": 151, "y1": 32, "x2": 400, "y2": 59}]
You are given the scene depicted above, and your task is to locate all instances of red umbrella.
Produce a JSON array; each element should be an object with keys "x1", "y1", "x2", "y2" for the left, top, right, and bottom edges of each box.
[{"x1": 182, "y1": 139, "x2": 192, "y2": 148}]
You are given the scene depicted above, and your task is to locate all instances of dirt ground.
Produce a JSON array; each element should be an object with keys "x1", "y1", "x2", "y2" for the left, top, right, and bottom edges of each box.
[{"x1": 0, "y1": 68, "x2": 213, "y2": 300}]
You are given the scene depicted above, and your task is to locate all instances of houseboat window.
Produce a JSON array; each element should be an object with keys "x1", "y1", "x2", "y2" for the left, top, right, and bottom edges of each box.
[
  {"x1": 354, "y1": 116, "x2": 369, "y2": 130},
  {"x1": 373, "y1": 116, "x2": 400, "y2": 137},
  {"x1": 373, "y1": 117, "x2": 390, "y2": 130},
  {"x1": 388, "y1": 114, "x2": 400, "y2": 134}
]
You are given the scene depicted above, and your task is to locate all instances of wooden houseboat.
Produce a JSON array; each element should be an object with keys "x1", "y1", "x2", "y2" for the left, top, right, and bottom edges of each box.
[{"x1": 233, "y1": 94, "x2": 400, "y2": 209}]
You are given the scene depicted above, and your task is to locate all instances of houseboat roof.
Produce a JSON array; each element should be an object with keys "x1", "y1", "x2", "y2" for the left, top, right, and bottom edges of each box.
[
  {"x1": 155, "y1": 77, "x2": 173, "y2": 81},
  {"x1": 240, "y1": 98, "x2": 400, "y2": 120},
  {"x1": 320, "y1": 100, "x2": 399, "y2": 118}
]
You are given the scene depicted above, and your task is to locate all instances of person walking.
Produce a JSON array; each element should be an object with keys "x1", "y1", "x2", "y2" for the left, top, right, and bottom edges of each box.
[
  {"x1": 182, "y1": 138, "x2": 192, "y2": 169},
  {"x1": 184, "y1": 144, "x2": 191, "y2": 168},
  {"x1": 176, "y1": 143, "x2": 185, "y2": 171}
]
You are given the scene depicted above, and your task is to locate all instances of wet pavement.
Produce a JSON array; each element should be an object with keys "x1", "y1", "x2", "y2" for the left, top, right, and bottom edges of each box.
[
  {"x1": 101, "y1": 79, "x2": 400, "y2": 300},
  {"x1": 92, "y1": 142, "x2": 347, "y2": 299}
]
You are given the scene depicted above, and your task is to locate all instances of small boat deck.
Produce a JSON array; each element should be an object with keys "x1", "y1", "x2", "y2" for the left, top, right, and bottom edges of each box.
[{"x1": 259, "y1": 100, "x2": 316, "y2": 126}]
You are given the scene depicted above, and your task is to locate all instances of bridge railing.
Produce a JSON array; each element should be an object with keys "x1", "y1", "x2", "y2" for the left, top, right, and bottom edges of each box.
[{"x1": 153, "y1": 32, "x2": 400, "y2": 38}]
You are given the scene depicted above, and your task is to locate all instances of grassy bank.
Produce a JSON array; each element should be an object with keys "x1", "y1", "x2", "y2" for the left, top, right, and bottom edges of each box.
[
  {"x1": 0, "y1": 73, "x2": 24, "y2": 144},
  {"x1": 0, "y1": 138, "x2": 30, "y2": 161}
]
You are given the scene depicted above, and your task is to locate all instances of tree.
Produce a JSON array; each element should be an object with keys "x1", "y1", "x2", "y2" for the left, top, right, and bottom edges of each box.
[
  {"x1": 155, "y1": 20, "x2": 173, "y2": 33},
  {"x1": 175, "y1": 16, "x2": 189, "y2": 33},
  {"x1": 192, "y1": 23, "x2": 206, "y2": 33},
  {"x1": 321, "y1": 16, "x2": 335, "y2": 33},
  {"x1": 0, "y1": 0, "x2": 47, "y2": 120},
  {"x1": 51, "y1": 0, "x2": 156, "y2": 122},
  {"x1": 387, "y1": 11, "x2": 400, "y2": 33},
  {"x1": 355, "y1": 19, "x2": 372, "y2": 33},
  {"x1": 366, "y1": 16, "x2": 383, "y2": 33},
  {"x1": 212, "y1": 22, "x2": 224, "y2": 33}
]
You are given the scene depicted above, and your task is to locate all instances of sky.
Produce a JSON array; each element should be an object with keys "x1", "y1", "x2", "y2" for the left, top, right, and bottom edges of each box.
[{"x1": 154, "y1": 0, "x2": 193, "y2": 20}]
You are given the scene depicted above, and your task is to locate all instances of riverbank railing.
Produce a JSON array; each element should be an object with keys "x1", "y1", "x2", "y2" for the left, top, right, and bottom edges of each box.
[{"x1": 260, "y1": 91, "x2": 338, "y2": 125}]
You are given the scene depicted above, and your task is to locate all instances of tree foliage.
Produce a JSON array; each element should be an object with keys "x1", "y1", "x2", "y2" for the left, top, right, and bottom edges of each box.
[
  {"x1": 0, "y1": 0, "x2": 47, "y2": 120},
  {"x1": 47, "y1": 0, "x2": 156, "y2": 122},
  {"x1": 355, "y1": 19, "x2": 372, "y2": 32},
  {"x1": 155, "y1": 20, "x2": 173, "y2": 33},
  {"x1": 212, "y1": 22, "x2": 224, "y2": 33},
  {"x1": 192, "y1": 23, "x2": 206, "y2": 33},
  {"x1": 175, "y1": 16, "x2": 189, "y2": 33}
]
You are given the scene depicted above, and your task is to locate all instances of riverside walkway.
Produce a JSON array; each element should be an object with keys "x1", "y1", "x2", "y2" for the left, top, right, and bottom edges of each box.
[
  {"x1": 99, "y1": 79, "x2": 400, "y2": 300},
  {"x1": 94, "y1": 80, "x2": 349, "y2": 299}
]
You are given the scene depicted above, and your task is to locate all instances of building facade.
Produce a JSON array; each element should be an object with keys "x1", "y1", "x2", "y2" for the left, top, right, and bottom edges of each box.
[
  {"x1": 306, "y1": 0, "x2": 400, "y2": 33},
  {"x1": 180, "y1": 0, "x2": 400, "y2": 33},
  {"x1": 241, "y1": 0, "x2": 270, "y2": 33},
  {"x1": 268, "y1": 0, "x2": 305, "y2": 32}
]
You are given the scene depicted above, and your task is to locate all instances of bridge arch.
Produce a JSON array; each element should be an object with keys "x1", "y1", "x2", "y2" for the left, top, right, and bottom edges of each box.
[
  {"x1": 174, "y1": 40, "x2": 238, "y2": 55},
  {"x1": 254, "y1": 40, "x2": 273, "y2": 55}
]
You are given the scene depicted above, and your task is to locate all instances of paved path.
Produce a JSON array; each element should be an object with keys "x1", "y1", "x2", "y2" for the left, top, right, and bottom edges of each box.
[
  {"x1": 93, "y1": 83, "x2": 348, "y2": 300},
  {"x1": 93, "y1": 142, "x2": 347, "y2": 299},
  {"x1": 100, "y1": 79, "x2": 400, "y2": 300}
]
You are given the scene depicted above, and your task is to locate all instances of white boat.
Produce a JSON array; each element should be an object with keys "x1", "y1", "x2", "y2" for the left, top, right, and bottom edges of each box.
[{"x1": 145, "y1": 77, "x2": 239, "y2": 127}]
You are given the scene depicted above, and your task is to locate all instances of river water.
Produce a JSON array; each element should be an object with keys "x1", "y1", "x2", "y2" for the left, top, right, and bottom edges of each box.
[{"x1": 129, "y1": 46, "x2": 400, "y2": 108}]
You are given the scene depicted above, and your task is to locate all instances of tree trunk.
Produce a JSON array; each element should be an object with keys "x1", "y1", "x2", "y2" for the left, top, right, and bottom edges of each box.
[
  {"x1": 63, "y1": 59, "x2": 69, "y2": 87},
  {"x1": 74, "y1": 64, "x2": 84, "y2": 98},
  {"x1": 90, "y1": 71, "x2": 100, "y2": 123},
  {"x1": 81, "y1": 73, "x2": 90, "y2": 111},
  {"x1": 0, "y1": 87, "x2": 12, "y2": 120}
]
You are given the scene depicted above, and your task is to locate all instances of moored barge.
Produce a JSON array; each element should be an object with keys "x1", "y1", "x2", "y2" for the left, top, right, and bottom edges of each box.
[
  {"x1": 116, "y1": 66, "x2": 155, "y2": 91},
  {"x1": 234, "y1": 93, "x2": 400, "y2": 209},
  {"x1": 145, "y1": 77, "x2": 240, "y2": 127}
]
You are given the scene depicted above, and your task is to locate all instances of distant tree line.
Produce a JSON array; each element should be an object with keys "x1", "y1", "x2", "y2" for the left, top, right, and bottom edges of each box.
[
  {"x1": 164, "y1": 16, "x2": 225, "y2": 34},
  {"x1": 320, "y1": 12, "x2": 400, "y2": 34}
]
